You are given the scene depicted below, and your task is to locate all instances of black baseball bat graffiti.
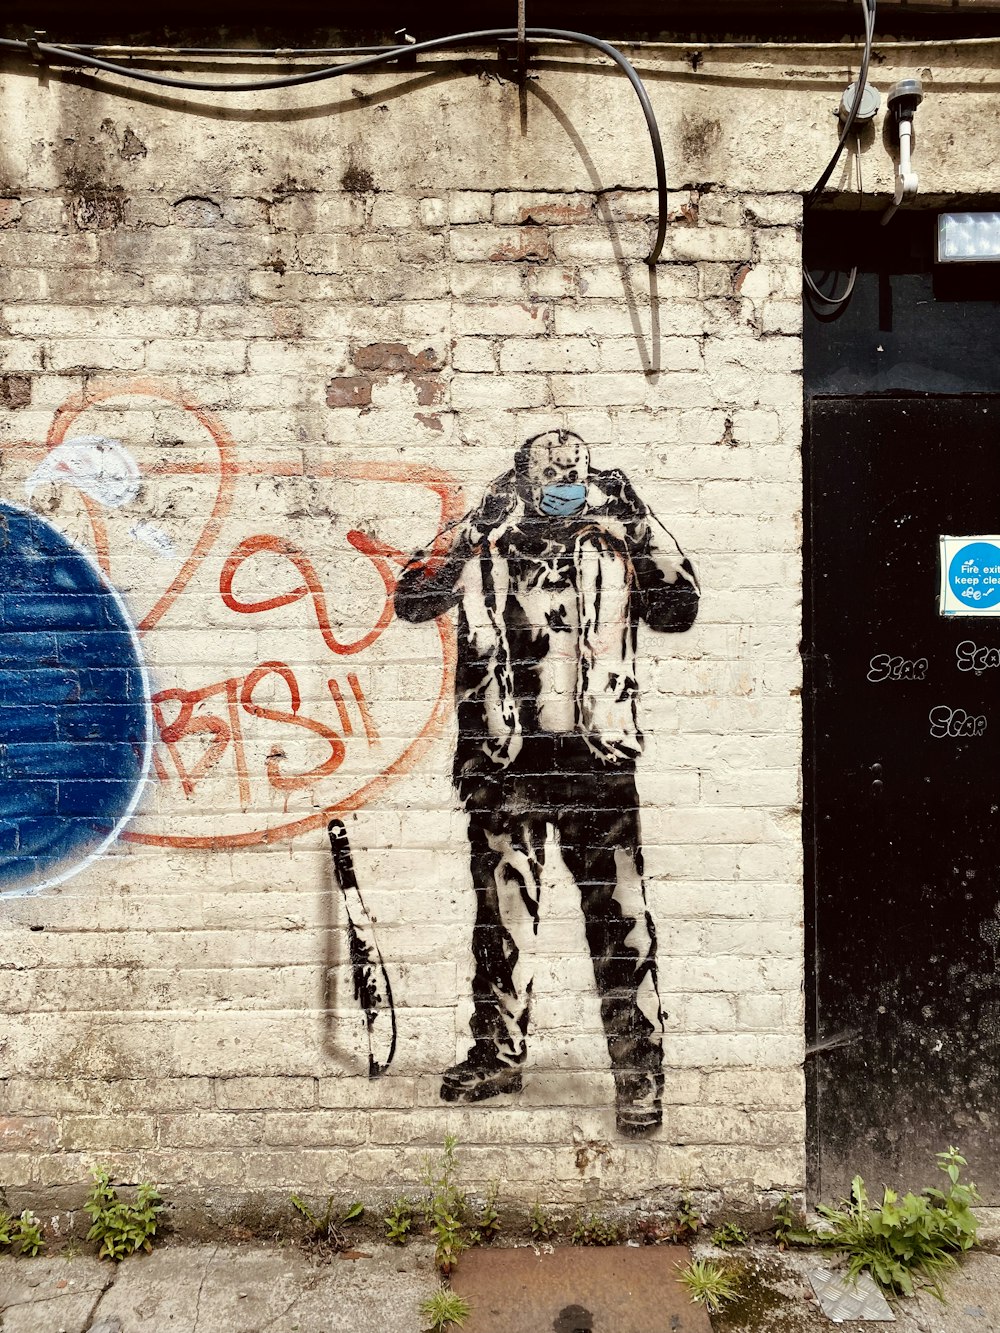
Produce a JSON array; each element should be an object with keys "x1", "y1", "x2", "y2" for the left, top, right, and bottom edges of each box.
[{"x1": 327, "y1": 819, "x2": 398, "y2": 1079}]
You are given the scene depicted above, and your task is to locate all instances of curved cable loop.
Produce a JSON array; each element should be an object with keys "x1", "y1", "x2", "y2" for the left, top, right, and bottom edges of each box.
[
  {"x1": 801, "y1": 0, "x2": 875, "y2": 312},
  {"x1": 0, "y1": 27, "x2": 669, "y2": 264}
]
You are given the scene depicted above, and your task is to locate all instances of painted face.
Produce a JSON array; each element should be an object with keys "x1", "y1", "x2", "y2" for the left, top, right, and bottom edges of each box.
[{"x1": 524, "y1": 433, "x2": 590, "y2": 518}]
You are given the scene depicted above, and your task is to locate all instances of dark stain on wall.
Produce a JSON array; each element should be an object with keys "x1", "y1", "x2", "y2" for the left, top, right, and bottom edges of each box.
[{"x1": 680, "y1": 115, "x2": 723, "y2": 164}]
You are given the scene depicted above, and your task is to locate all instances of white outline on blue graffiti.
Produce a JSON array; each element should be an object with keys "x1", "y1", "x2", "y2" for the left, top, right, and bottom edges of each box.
[{"x1": 0, "y1": 503, "x2": 153, "y2": 899}]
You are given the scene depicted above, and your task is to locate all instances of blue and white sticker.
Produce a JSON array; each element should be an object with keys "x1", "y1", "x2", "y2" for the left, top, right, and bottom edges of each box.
[{"x1": 940, "y1": 536, "x2": 1000, "y2": 616}]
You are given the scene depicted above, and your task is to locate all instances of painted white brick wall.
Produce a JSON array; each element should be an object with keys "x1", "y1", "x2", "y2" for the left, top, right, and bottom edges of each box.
[{"x1": 0, "y1": 46, "x2": 814, "y2": 1216}]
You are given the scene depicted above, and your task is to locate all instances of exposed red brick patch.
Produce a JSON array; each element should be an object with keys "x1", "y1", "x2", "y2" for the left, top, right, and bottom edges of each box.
[
  {"x1": 665, "y1": 191, "x2": 700, "y2": 225},
  {"x1": 515, "y1": 202, "x2": 592, "y2": 225},
  {"x1": 410, "y1": 373, "x2": 446, "y2": 407},
  {"x1": 0, "y1": 1115, "x2": 58, "y2": 1149},
  {"x1": 0, "y1": 374, "x2": 31, "y2": 409},
  {"x1": 416, "y1": 412, "x2": 444, "y2": 432},
  {"x1": 732, "y1": 263, "x2": 752, "y2": 294},
  {"x1": 352, "y1": 342, "x2": 443, "y2": 374},
  {"x1": 489, "y1": 229, "x2": 551, "y2": 263},
  {"x1": 326, "y1": 376, "x2": 371, "y2": 408}
]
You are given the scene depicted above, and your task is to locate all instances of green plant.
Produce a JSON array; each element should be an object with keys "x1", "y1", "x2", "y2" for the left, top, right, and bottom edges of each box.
[
  {"x1": 421, "y1": 1135, "x2": 465, "y2": 1223},
  {"x1": 84, "y1": 1168, "x2": 163, "y2": 1261},
  {"x1": 811, "y1": 1147, "x2": 980, "y2": 1297},
  {"x1": 636, "y1": 1195, "x2": 703, "y2": 1246},
  {"x1": 680, "y1": 1257, "x2": 741, "y2": 1312},
  {"x1": 529, "y1": 1200, "x2": 557, "y2": 1243},
  {"x1": 675, "y1": 1194, "x2": 703, "y2": 1240},
  {"x1": 290, "y1": 1195, "x2": 363, "y2": 1254},
  {"x1": 422, "y1": 1136, "x2": 471, "y2": 1275},
  {"x1": 470, "y1": 1181, "x2": 501, "y2": 1245},
  {"x1": 384, "y1": 1196, "x2": 415, "y2": 1245},
  {"x1": 712, "y1": 1221, "x2": 749, "y2": 1249},
  {"x1": 419, "y1": 1284, "x2": 471, "y2": 1332},
  {"x1": 0, "y1": 1210, "x2": 45, "y2": 1257},
  {"x1": 571, "y1": 1211, "x2": 624, "y2": 1246},
  {"x1": 774, "y1": 1192, "x2": 814, "y2": 1248}
]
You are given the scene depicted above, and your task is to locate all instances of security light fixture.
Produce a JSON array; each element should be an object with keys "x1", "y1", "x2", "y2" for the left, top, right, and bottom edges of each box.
[{"x1": 937, "y1": 213, "x2": 1000, "y2": 264}]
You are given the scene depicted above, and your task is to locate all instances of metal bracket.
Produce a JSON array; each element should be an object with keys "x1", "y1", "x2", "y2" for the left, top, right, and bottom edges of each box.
[
  {"x1": 393, "y1": 29, "x2": 417, "y2": 70},
  {"x1": 26, "y1": 30, "x2": 47, "y2": 63},
  {"x1": 497, "y1": 37, "x2": 533, "y2": 78}
]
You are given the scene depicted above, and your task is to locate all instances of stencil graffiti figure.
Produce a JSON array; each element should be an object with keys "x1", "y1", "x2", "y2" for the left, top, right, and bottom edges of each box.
[
  {"x1": 395, "y1": 430, "x2": 699, "y2": 1134},
  {"x1": 327, "y1": 818, "x2": 398, "y2": 1079}
]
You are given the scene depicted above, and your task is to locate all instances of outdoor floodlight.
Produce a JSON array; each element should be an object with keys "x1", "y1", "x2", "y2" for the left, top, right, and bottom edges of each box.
[{"x1": 937, "y1": 213, "x2": 1000, "y2": 264}]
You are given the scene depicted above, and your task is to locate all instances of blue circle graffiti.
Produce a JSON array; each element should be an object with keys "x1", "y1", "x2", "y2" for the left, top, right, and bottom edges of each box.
[
  {"x1": 0, "y1": 502, "x2": 150, "y2": 896},
  {"x1": 948, "y1": 541, "x2": 1000, "y2": 610}
]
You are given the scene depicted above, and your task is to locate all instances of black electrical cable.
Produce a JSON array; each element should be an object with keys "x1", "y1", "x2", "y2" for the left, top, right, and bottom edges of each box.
[
  {"x1": 0, "y1": 28, "x2": 669, "y2": 264},
  {"x1": 56, "y1": 45, "x2": 396, "y2": 56},
  {"x1": 805, "y1": 151, "x2": 865, "y2": 310},
  {"x1": 804, "y1": 0, "x2": 875, "y2": 211},
  {"x1": 802, "y1": 0, "x2": 875, "y2": 309}
]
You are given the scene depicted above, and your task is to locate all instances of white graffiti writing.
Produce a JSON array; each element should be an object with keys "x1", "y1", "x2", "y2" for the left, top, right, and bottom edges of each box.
[
  {"x1": 929, "y1": 705, "x2": 987, "y2": 739},
  {"x1": 956, "y1": 640, "x2": 1000, "y2": 675},
  {"x1": 867, "y1": 654, "x2": 928, "y2": 683}
]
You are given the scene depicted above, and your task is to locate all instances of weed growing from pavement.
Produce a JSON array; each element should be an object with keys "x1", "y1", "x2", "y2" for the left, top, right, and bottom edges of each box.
[
  {"x1": 290, "y1": 1195, "x2": 363, "y2": 1255},
  {"x1": 811, "y1": 1147, "x2": 980, "y2": 1297},
  {"x1": 773, "y1": 1193, "x2": 812, "y2": 1248},
  {"x1": 385, "y1": 1139, "x2": 504, "y2": 1269},
  {"x1": 419, "y1": 1283, "x2": 471, "y2": 1331},
  {"x1": 712, "y1": 1221, "x2": 750, "y2": 1249},
  {"x1": 421, "y1": 1135, "x2": 471, "y2": 1275},
  {"x1": 636, "y1": 1195, "x2": 706, "y2": 1246},
  {"x1": 84, "y1": 1168, "x2": 163, "y2": 1261},
  {"x1": 679, "y1": 1257, "x2": 742, "y2": 1312},
  {"x1": 0, "y1": 1210, "x2": 45, "y2": 1256},
  {"x1": 570, "y1": 1211, "x2": 624, "y2": 1246},
  {"x1": 429, "y1": 1195, "x2": 468, "y2": 1275},
  {"x1": 771, "y1": 1147, "x2": 980, "y2": 1298},
  {"x1": 675, "y1": 1193, "x2": 703, "y2": 1239},
  {"x1": 383, "y1": 1196, "x2": 415, "y2": 1245},
  {"x1": 469, "y1": 1181, "x2": 501, "y2": 1245},
  {"x1": 529, "y1": 1200, "x2": 558, "y2": 1243}
]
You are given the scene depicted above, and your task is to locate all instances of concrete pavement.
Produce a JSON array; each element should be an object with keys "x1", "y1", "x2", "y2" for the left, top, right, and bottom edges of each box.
[
  {"x1": 3, "y1": 1239, "x2": 1000, "y2": 1333},
  {"x1": 0, "y1": 1240, "x2": 440, "y2": 1333}
]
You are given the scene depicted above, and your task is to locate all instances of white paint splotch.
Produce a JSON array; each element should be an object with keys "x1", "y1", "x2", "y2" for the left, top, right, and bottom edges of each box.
[
  {"x1": 129, "y1": 520, "x2": 177, "y2": 560},
  {"x1": 26, "y1": 437, "x2": 141, "y2": 509}
]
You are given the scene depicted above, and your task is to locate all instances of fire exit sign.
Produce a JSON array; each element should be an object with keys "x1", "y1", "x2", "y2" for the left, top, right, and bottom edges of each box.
[{"x1": 940, "y1": 536, "x2": 1000, "y2": 615}]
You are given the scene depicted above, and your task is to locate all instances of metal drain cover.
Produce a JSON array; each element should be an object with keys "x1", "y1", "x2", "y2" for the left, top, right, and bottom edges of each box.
[
  {"x1": 808, "y1": 1268, "x2": 896, "y2": 1322},
  {"x1": 450, "y1": 1246, "x2": 713, "y2": 1333}
]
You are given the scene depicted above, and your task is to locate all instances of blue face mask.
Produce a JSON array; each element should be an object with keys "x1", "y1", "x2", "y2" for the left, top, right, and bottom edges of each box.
[{"x1": 539, "y1": 482, "x2": 587, "y2": 517}]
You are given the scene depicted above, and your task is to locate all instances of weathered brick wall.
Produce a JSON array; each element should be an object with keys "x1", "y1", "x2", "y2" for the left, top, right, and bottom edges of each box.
[{"x1": 0, "y1": 43, "x2": 817, "y2": 1224}]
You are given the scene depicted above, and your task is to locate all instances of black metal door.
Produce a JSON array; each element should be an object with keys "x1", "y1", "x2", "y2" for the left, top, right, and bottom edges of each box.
[{"x1": 807, "y1": 394, "x2": 1000, "y2": 1201}]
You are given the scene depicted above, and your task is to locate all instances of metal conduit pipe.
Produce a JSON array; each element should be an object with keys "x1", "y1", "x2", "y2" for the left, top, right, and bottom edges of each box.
[{"x1": 0, "y1": 28, "x2": 670, "y2": 264}]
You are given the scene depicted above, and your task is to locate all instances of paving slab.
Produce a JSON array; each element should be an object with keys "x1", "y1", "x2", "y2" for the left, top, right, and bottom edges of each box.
[
  {"x1": 450, "y1": 1244, "x2": 714, "y2": 1333},
  {"x1": 0, "y1": 1241, "x2": 440, "y2": 1333},
  {"x1": 715, "y1": 1245, "x2": 1000, "y2": 1333},
  {"x1": 0, "y1": 1254, "x2": 111, "y2": 1333},
  {"x1": 894, "y1": 1250, "x2": 1000, "y2": 1333}
]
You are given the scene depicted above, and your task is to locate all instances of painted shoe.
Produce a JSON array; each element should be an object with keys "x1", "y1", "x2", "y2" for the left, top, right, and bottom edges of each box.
[
  {"x1": 614, "y1": 1068, "x2": 664, "y2": 1136},
  {"x1": 440, "y1": 1044, "x2": 524, "y2": 1103}
]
